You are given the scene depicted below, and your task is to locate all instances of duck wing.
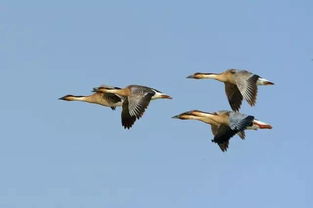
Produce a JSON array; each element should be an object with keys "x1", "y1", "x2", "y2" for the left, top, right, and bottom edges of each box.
[
  {"x1": 102, "y1": 92, "x2": 123, "y2": 104},
  {"x1": 212, "y1": 125, "x2": 236, "y2": 152},
  {"x1": 229, "y1": 112, "x2": 254, "y2": 132},
  {"x1": 235, "y1": 71, "x2": 259, "y2": 106},
  {"x1": 121, "y1": 91, "x2": 154, "y2": 129},
  {"x1": 212, "y1": 113, "x2": 254, "y2": 151},
  {"x1": 225, "y1": 83, "x2": 243, "y2": 111}
]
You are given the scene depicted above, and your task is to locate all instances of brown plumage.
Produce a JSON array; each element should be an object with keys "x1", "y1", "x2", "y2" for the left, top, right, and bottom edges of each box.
[
  {"x1": 59, "y1": 85, "x2": 123, "y2": 110},
  {"x1": 173, "y1": 110, "x2": 272, "y2": 152},
  {"x1": 187, "y1": 69, "x2": 274, "y2": 111}
]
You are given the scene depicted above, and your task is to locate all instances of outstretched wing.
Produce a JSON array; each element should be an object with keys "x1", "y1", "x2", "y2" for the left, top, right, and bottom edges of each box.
[
  {"x1": 235, "y1": 71, "x2": 259, "y2": 106},
  {"x1": 121, "y1": 92, "x2": 154, "y2": 129},
  {"x1": 128, "y1": 92, "x2": 154, "y2": 119}
]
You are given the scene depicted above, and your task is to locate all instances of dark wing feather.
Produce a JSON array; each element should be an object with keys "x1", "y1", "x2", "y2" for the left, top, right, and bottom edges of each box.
[
  {"x1": 212, "y1": 125, "x2": 237, "y2": 152},
  {"x1": 121, "y1": 98, "x2": 136, "y2": 129},
  {"x1": 92, "y1": 85, "x2": 121, "y2": 92},
  {"x1": 121, "y1": 92, "x2": 154, "y2": 129},
  {"x1": 229, "y1": 113, "x2": 254, "y2": 132},
  {"x1": 212, "y1": 113, "x2": 254, "y2": 151},
  {"x1": 128, "y1": 92, "x2": 154, "y2": 119},
  {"x1": 218, "y1": 141, "x2": 229, "y2": 152},
  {"x1": 224, "y1": 83, "x2": 243, "y2": 111}
]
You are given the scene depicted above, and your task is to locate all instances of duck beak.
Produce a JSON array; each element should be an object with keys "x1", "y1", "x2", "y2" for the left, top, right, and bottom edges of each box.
[
  {"x1": 172, "y1": 111, "x2": 195, "y2": 119},
  {"x1": 172, "y1": 114, "x2": 181, "y2": 119},
  {"x1": 253, "y1": 120, "x2": 273, "y2": 129},
  {"x1": 161, "y1": 94, "x2": 172, "y2": 99},
  {"x1": 59, "y1": 95, "x2": 69, "y2": 100},
  {"x1": 186, "y1": 73, "x2": 214, "y2": 79},
  {"x1": 186, "y1": 74, "x2": 196, "y2": 79}
]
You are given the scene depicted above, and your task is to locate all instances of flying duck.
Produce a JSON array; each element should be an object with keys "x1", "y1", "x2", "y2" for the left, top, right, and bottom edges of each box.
[
  {"x1": 172, "y1": 110, "x2": 272, "y2": 152},
  {"x1": 187, "y1": 69, "x2": 274, "y2": 111},
  {"x1": 96, "y1": 85, "x2": 172, "y2": 129}
]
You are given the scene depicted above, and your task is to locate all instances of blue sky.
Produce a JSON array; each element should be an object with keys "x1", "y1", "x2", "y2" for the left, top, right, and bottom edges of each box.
[{"x1": 1, "y1": 0, "x2": 313, "y2": 207}]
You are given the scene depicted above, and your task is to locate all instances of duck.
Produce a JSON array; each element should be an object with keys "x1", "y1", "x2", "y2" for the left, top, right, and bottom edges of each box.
[
  {"x1": 172, "y1": 110, "x2": 272, "y2": 152},
  {"x1": 96, "y1": 85, "x2": 172, "y2": 129},
  {"x1": 187, "y1": 69, "x2": 274, "y2": 111},
  {"x1": 59, "y1": 85, "x2": 123, "y2": 110}
]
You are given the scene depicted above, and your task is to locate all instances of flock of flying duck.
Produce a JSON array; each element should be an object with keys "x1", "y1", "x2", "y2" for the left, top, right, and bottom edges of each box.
[{"x1": 59, "y1": 69, "x2": 274, "y2": 152}]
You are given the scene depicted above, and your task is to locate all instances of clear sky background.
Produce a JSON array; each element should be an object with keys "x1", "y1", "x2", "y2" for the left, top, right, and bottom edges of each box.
[{"x1": 1, "y1": 0, "x2": 312, "y2": 207}]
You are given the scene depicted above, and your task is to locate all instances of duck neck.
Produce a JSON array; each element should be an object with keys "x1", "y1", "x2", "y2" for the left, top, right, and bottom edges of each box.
[
  {"x1": 69, "y1": 95, "x2": 94, "y2": 103},
  {"x1": 202, "y1": 116, "x2": 224, "y2": 126},
  {"x1": 189, "y1": 116, "x2": 214, "y2": 125},
  {"x1": 186, "y1": 115, "x2": 202, "y2": 121},
  {"x1": 188, "y1": 111, "x2": 215, "y2": 125},
  {"x1": 193, "y1": 111, "x2": 226, "y2": 125},
  {"x1": 201, "y1": 73, "x2": 226, "y2": 82}
]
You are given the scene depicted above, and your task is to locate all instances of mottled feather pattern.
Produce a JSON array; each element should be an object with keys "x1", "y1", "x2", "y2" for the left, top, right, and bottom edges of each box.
[
  {"x1": 128, "y1": 93, "x2": 154, "y2": 118},
  {"x1": 234, "y1": 116, "x2": 254, "y2": 131},
  {"x1": 235, "y1": 73, "x2": 259, "y2": 106},
  {"x1": 229, "y1": 112, "x2": 253, "y2": 130}
]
